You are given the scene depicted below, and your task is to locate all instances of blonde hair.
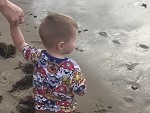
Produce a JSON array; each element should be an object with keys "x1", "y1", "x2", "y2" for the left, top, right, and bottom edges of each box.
[{"x1": 39, "y1": 13, "x2": 78, "y2": 48}]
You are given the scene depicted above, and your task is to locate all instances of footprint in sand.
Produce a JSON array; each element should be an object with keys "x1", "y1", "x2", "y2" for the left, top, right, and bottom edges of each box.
[
  {"x1": 139, "y1": 44, "x2": 149, "y2": 49},
  {"x1": 98, "y1": 31, "x2": 108, "y2": 37},
  {"x1": 119, "y1": 62, "x2": 140, "y2": 70},
  {"x1": 123, "y1": 96, "x2": 134, "y2": 103},
  {"x1": 112, "y1": 40, "x2": 121, "y2": 44},
  {"x1": 128, "y1": 76, "x2": 144, "y2": 91},
  {"x1": 122, "y1": 96, "x2": 135, "y2": 107},
  {"x1": 135, "y1": 43, "x2": 149, "y2": 53},
  {"x1": 142, "y1": 98, "x2": 150, "y2": 112}
]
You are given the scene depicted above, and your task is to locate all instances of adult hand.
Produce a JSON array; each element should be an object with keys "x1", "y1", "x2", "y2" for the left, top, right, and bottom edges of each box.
[{"x1": 0, "y1": 0, "x2": 24, "y2": 25}]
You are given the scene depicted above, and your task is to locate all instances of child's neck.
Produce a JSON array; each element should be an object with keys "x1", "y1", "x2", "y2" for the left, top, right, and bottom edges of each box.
[{"x1": 46, "y1": 48, "x2": 65, "y2": 59}]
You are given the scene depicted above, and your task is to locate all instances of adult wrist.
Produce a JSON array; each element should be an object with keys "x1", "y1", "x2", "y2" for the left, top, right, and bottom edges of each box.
[
  {"x1": 0, "y1": 0, "x2": 9, "y2": 12},
  {"x1": 0, "y1": 0, "x2": 8, "y2": 6}
]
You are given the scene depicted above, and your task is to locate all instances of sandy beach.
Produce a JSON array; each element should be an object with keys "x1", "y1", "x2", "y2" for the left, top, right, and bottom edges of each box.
[{"x1": 1, "y1": 0, "x2": 150, "y2": 113}]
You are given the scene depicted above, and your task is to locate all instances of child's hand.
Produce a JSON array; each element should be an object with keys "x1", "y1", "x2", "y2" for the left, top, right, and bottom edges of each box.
[
  {"x1": 73, "y1": 78, "x2": 86, "y2": 96},
  {"x1": 78, "y1": 89, "x2": 86, "y2": 96},
  {"x1": 78, "y1": 79, "x2": 86, "y2": 96}
]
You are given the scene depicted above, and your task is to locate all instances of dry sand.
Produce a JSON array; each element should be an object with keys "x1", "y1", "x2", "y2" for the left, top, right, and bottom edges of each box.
[{"x1": 1, "y1": 0, "x2": 150, "y2": 113}]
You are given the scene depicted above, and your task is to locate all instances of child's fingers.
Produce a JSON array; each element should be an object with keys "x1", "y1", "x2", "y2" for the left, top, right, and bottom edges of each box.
[
  {"x1": 15, "y1": 19, "x2": 20, "y2": 26},
  {"x1": 13, "y1": 17, "x2": 24, "y2": 26},
  {"x1": 8, "y1": 18, "x2": 19, "y2": 26}
]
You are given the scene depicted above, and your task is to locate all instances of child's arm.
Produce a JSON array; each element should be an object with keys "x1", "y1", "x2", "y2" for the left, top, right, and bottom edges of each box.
[
  {"x1": 70, "y1": 60, "x2": 87, "y2": 96},
  {"x1": 10, "y1": 24, "x2": 42, "y2": 64},
  {"x1": 10, "y1": 25, "x2": 27, "y2": 52},
  {"x1": 73, "y1": 78, "x2": 86, "y2": 96}
]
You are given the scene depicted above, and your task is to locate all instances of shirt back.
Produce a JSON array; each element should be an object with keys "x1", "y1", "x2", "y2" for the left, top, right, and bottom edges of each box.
[{"x1": 23, "y1": 45, "x2": 86, "y2": 113}]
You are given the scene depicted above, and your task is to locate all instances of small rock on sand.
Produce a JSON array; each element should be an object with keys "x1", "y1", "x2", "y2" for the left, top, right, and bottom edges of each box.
[
  {"x1": 131, "y1": 82, "x2": 140, "y2": 90},
  {"x1": 141, "y1": 3, "x2": 147, "y2": 8}
]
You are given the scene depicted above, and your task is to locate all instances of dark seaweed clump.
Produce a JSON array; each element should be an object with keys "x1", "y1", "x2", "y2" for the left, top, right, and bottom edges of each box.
[
  {"x1": 0, "y1": 95, "x2": 3, "y2": 104},
  {"x1": 16, "y1": 95, "x2": 35, "y2": 113},
  {"x1": 8, "y1": 62, "x2": 34, "y2": 92},
  {"x1": 14, "y1": 62, "x2": 34, "y2": 74},
  {"x1": 0, "y1": 42, "x2": 16, "y2": 58},
  {"x1": 20, "y1": 62, "x2": 34, "y2": 74},
  {"x1": 8, "y1": 74, "x2": 33, "y2": 92}
]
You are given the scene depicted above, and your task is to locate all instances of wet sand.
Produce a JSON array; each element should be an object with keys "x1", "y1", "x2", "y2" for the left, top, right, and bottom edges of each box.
[{"x1": 1, "y1": 0, "x2": 150, "y2": 113}]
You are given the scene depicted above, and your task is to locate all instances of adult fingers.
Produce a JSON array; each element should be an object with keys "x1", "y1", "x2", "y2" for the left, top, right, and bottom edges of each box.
[
  {"x1": 19, "y1": 12, "x2": 25, "y2": 24},
  {"x1": 19, "y1": 16, "x2": 25, "y2": 24},
  {"x1": 9, "y1": 16, "x2": 24, "y2": 26}
]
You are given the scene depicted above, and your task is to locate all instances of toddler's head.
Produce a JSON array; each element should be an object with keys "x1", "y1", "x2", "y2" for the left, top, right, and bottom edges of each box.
[{"x1": 39, "y1": 13, "x2": 78, "y2": 54}]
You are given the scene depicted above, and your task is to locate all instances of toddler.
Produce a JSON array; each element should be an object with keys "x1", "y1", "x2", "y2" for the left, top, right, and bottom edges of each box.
[{"x1": 9, "y1": 13, "x2": 86, "y2": 113}]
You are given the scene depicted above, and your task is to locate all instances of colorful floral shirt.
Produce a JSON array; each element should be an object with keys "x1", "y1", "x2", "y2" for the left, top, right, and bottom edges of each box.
[{"x1": 23, "y1": 45, "x2": 86, "y2": 113}]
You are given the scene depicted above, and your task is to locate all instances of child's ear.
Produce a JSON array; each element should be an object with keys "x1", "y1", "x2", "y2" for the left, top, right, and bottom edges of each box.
[{"x1": 57, "y1": 41, "x2": 64, "y2": 50}]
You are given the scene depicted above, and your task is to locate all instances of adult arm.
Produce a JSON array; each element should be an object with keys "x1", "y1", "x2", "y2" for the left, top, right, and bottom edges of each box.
[
  {"x1": 0, "y1": 0, "x2": 24, "y2": 25},
  {"x1": 0, "y1": 0, "x2": 7, "y2": 5}
]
